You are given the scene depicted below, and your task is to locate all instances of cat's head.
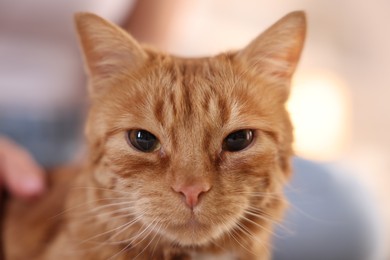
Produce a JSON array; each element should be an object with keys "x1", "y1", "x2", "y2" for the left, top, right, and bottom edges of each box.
[{"x1": 75, "y1": 11, "x2": 305, "y2": 246}]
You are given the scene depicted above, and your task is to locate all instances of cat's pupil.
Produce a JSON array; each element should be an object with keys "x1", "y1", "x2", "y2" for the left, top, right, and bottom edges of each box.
[
  {"x1": 223, "y1": 129, "x2": 254, "y2": 152},
  {"x1": 128, "y1": 129, "x2": 159, "y2": 152}
]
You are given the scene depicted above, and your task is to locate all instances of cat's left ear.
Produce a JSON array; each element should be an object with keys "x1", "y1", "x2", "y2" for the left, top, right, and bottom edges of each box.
[
  {"x1": 235, "y1": 11, "x2": 306, "y2": 81},
  {"x1": 74, "y1": 13, "x2": 147, "y2": 96}
]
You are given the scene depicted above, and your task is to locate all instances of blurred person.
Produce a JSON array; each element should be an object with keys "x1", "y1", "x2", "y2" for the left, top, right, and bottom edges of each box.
[
  {"x1": 0, "y1": 137, "x2": 45, "y2": 199},
  {"x1": 0, "y1": 0, "x2": 180, "y2": 199}
]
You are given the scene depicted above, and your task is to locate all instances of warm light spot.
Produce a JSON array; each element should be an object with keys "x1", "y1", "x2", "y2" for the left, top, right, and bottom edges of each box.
[{"x1": 287, "y1": 70, "x2": 351, "y2": 161}]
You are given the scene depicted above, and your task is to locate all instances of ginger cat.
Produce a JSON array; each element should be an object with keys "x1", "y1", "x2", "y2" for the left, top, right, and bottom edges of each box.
[{"x1": 3, "y1": 11, "x2": 306, "y2": 260}]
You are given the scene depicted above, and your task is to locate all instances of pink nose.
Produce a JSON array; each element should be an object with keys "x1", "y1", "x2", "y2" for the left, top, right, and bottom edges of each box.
[{"x1": 172, "y1": 183, "x2": 211, "y2": 209}]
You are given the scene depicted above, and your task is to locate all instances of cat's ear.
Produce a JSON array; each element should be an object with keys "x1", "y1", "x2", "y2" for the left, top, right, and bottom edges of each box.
[
  {"x1": 74, "y1": 13, "x2": 147, "y2": 96},
  {"x1": 235, "y1": 11, "x2": 306, "y2": 80}
]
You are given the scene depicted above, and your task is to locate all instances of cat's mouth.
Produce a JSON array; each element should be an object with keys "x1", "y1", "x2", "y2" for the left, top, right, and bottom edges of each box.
[
  {"x1": 186, "y1": 213, "x2": 204, "y2": 227},
  {"x1": 160, "y1": 210, "x2": 237, "y2": 247},
  {"x1": 166, "y1": 222, "x2": 213, "y2": 246},
  {"x1": 171, "y1": 212, "x2": 207, "y2": 230}
]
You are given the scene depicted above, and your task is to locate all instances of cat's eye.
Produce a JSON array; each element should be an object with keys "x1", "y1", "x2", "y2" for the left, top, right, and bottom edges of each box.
[
  {"x1": 222, "y1": 129, "x2": 254, "y2": 152},
  {"x1": 127, "y1": 129, "x2": 160, "y2": 152}
]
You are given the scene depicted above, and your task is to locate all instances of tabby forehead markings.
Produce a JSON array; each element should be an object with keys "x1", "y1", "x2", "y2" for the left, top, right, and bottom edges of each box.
[{"x1": 150, "y1": 59, "x2": 234, "y2": 152}]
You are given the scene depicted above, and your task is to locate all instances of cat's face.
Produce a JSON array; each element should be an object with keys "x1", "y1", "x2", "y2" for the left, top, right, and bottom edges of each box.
[{"x1": 75, "y1": 12, "x2": 305, "y2": 246}]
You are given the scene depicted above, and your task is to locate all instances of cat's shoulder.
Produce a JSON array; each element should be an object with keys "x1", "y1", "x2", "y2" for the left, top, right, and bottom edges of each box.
[{"x1": 3, "y1": 165, "x2": 80, "y2": 259}]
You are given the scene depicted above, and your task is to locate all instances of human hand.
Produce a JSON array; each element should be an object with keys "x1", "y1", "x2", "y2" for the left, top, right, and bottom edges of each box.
[{"x1": 0, "y1": 137, "x2": 46, "y2": 200}]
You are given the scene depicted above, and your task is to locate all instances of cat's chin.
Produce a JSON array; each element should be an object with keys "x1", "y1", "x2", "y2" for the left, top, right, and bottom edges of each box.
[
  {"x1": 161, "y1": 215, "x2": 235, "y2": 247},
  {"x1": 164, "y1": 223, "x2": 218, "y2": 246}
]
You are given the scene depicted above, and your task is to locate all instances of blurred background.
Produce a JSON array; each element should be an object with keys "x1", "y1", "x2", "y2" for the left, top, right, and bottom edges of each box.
[{"x1": 0, "y1": 0, "x2": 388, "y2": 259}]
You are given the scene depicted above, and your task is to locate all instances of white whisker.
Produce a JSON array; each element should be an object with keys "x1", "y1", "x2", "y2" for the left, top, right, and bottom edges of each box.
[
  {"x1": 236, "y1": 221, "x2": 270, "y2": 255},
  {"x1": 108, "y1": 217, "x2": 158, "y2": 259},
  {"x1": 230, "y1": 226, "x2": 256, "y2": 256},
  {"x1": 49, "y1": 197, "x2": 132, "y2": 220},
  {"x1": 71, "y1": 186, "x2": 133, "y2": 196},
  {"x1": 133, "y1": 220, "x2": 162, "y2": 259},
  {"x1": 240, "y1": 214, "x2": 276, "y2": 238},
  {"x1": 78, "y1": 214, "x2": 144, "y2": 246}
]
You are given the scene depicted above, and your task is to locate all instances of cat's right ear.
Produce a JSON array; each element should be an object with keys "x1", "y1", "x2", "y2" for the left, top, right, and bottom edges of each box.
[
  {"x1": 74, "y1": 13, "x2": 147, "y2": 96},
  {"x1": 235, "y1": 11, "x2": 306, "y2": 83}
]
